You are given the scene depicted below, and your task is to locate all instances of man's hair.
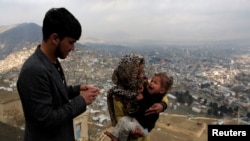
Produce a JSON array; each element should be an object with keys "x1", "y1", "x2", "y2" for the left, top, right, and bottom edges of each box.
[
  {"x1": 154, "y1": 72, "x2": 173, "y2": 93},
  {"x1": 42, "y1": 7, "x2": 82, "y2": 41}
]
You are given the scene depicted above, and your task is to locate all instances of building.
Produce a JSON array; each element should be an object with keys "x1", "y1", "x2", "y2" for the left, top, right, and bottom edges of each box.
[
  {"x1": 73, "y1": 111, "x2": 89, "y2": 141},
  {"x1": 167, "y1": 93, "x2": 176, "y2": 100},
  {"x1": 192, "y1": 107, "x2": 201, "y2": 113}
]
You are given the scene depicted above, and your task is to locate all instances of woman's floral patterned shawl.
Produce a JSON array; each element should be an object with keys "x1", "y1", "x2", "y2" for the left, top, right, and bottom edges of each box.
[{"x1": 107, "y1": 53, "x2": 145, "y2": 126}]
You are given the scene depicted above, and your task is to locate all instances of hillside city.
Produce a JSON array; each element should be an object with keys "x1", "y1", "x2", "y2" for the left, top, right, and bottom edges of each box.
[{"x1": 0, "y1": 43, "x2": 250, "y2": 140}]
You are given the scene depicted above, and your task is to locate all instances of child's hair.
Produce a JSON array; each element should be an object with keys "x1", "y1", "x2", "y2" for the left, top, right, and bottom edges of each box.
[{"x1": 154, "y1": 72, "x2": 173, "y2": 94}]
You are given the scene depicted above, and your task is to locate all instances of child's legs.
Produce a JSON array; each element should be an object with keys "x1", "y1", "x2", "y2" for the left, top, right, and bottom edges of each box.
[
  {"x1": 111, "y1": 116, "x2": 137, "y2": 141},
  {"x1": 112, "y1": 116, "x2": 148, "y2": 141},
  {"x1": 129, "y1": 118, "x2": 149, "y2": 137}
]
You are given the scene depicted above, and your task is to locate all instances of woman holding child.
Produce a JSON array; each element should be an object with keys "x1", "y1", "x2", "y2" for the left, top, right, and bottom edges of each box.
[{"x1": 105, "y1": 53, "x2": 173, "y2": 141}]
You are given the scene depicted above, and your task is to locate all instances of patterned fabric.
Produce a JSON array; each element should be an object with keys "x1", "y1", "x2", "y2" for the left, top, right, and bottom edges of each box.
[
  {"x1": 107, "y1": 53, "x2": 145, "y2": 126},
  {"x1": 112, "y1": 53, "x2": 145, "y2": 91}
]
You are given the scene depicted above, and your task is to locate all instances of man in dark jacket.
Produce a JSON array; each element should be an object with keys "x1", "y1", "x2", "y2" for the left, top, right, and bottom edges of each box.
[{"x1": 17, "y1": 7, "x2": 100, "y2": 141}]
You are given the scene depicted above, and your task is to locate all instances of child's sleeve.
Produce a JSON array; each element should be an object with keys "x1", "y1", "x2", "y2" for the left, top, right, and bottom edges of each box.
[{"x1": 160, "y1": 96, "x2": 168, "y2": 111}]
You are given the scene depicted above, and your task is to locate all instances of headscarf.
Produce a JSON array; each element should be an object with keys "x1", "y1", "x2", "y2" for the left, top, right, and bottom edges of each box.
[
  {"x1": 107, "y1": 53, "x2": 145, "y2": 126},
  {"x1": 112, "y1": 53, "x2": 145, "y2": 91}
]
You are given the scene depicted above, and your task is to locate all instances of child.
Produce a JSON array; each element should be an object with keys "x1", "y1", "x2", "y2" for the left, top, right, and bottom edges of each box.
[
  {"x1": 133, "y1": 72, "x2": 173, "y2": 133},
  {"x1": 105, "y1": 53, "x2": 173, "y2": 141}
]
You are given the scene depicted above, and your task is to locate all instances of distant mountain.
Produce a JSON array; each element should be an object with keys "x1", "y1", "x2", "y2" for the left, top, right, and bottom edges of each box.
[
  {"x1": 0, "y1": 22, "x2": 134, "y2": 59},
  {"x1": 78, "y1": 42, "x2": 135, "y2": 57},
  {"x1": 0, "y1": 23, "x2": 42, "y2": 59},
  {"x1": 0, "y1": 24, "x2": 18, "y2": 33},
  {"x1": 1, "y1": 22, "x2": 250, "y2": 60}
]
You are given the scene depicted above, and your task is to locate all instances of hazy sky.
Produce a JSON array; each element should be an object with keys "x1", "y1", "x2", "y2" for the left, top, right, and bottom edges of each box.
[{"x1": 0, "y1": 0, "x2": 250, "y2": 43}]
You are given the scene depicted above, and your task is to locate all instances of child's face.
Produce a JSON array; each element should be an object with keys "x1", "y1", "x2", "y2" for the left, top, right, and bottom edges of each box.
[{"x1": 147, "y1": 76, "x2": 165, "y2": 94}]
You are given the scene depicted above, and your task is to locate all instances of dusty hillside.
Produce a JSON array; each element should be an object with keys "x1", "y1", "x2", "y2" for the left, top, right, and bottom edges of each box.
[{"x1": 100, "y1": 113, "x2": 237, "y2": 141}]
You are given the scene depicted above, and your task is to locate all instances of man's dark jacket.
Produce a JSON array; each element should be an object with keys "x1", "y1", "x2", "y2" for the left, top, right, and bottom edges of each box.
[{"x1": 17, "y1": 46, "x2": 87, "y2": 141}]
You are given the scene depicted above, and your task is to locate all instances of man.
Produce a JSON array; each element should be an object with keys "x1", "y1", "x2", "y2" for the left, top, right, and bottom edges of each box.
[{"x1": 17, "y1": 7, "x2": 100, "y2": 141}]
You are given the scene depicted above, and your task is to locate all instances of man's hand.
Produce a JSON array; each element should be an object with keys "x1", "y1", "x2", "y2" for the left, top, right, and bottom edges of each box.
[
  {"x1": 80, "y1": 84, "x2": 100, "y2": 105},
  {"x1": 145, "y1": 103, "x2": 163, "y2": 116},
  {"x1": 80, "y1": 84, "x2": 99, "y2": 91}
]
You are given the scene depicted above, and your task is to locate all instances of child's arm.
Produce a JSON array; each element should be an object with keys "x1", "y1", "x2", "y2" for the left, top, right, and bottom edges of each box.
[{"x1": 145, "y1": 96, "x2": 168, "y2": 116}]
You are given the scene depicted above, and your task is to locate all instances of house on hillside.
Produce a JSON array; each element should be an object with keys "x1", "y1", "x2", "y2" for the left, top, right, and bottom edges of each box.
[{"x1": 73, "y1": 112, "x2": 89, "y2": 141}]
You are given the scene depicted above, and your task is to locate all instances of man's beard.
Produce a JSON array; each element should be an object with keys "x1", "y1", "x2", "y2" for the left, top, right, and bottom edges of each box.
[{"x1": 55, "y1": 42, "x2": 64, "y2": 59}]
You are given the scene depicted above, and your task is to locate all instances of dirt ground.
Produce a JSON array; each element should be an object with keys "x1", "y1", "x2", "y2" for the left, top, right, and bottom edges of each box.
[
  {"x1": 150, "y1": 113, "x2": 212, "y2": 141},
  {"x1": 0, "y1": 122, "x2": 24, "y2": 141}
]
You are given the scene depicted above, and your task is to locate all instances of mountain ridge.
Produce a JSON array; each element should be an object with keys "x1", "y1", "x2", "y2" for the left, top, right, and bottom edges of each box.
[
  {"x1": 0, "y1": 23, "x2": 42, "y2": 59},
  {"x1": 0, "y1": 22, "x2": 133, "y2": 60},
  {"x1": 1, "y1": 22, "x2": 250, "y2": 60}
]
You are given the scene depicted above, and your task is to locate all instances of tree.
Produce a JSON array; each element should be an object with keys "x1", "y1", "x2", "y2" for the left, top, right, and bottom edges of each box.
[
  {"x1": 247, "y1": 112, "x2": 250, "y2": 119},
  {"x1": 177, "y1": 94, "x2": 185, "y2": 103},
  {"x1": 207, "y1": 109, "x2": 213, "y2": 115},
  {"x1": 203, "y1": 99, "x2": 207, "y2": 105},
  {"x1": 186, "y1": 94, "x2": 193, "y2": 106},
  {"x1": 219, "y1": 105, "x2": 228, "y2": 114},
  {"x1": 233, "y1": 106, "x2": 239, "y2": 112},
  {"x1": 228, "y1": 107, "x2": 234, "y2": 115}
]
